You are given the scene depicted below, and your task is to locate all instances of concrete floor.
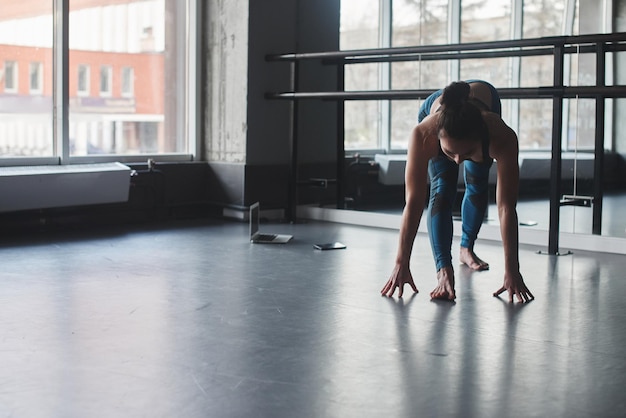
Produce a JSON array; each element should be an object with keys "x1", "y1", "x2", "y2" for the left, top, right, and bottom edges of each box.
[{"x1": 1, "y1": 217, "x2": 625, "y2": 418}]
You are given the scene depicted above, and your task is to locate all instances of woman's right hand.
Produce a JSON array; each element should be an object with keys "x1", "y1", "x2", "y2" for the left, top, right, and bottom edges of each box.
[{"x1": 381, "y1": 264, "x2": 419, "y2": 298}]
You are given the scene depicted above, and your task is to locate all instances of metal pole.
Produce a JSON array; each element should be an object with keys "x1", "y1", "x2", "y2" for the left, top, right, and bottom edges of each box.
[
  {"x1": 266, "y1": 33, "x2": 626, "y2": 63},
  {"x1": 287, "y1": 60, "x2": 299, "y2": 222},
  {"x1": 266, "y1": 85, "x2": 626, "y2": 101},
  {"x1": 548, "y1": 44, "x2": 565, "y2": 254},
  {"x1": 336, "y1": 62, "x2": 345, "y2": 209},
  {"x1": 53, "y1": 0, "x2": 69, "y2": 164},
  {"x1": 593, "y1": 42, "x2": 605, "y2": 235}
]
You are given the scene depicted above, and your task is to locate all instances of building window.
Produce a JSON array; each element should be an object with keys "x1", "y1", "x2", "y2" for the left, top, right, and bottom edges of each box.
[
  {"x1": 0, "y1": 1, "x2": 200, "y2": 160},
  {"x1": 99, "y1": 65, "x2": 112, "y2": 97},
  {"x1": 77, "y1": 65, "x2": 90, "y2": 96},
  {"x1": 0, "y1": 8, "x2": 52, "y2": 158},
  {"x1": 4, "y1": 61, "x2": 18, "y2": 93},
  {"x1": 67, "y1": 1, "x2": 198, "y2": 158},
  {"x1": 121, "y1": 67, "x2": 134, "y2": 97},
  {"x1": 29, "y1": 62, "x2": 43, "y2": 94}
]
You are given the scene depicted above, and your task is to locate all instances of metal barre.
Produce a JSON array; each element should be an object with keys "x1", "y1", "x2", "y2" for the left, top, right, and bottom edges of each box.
[
  {"x1": 266, "y1": 32, "x2": 626, "y2": 62},
  {"x1": 266, "y1": 86, "x2": 626, "y2": 101}
]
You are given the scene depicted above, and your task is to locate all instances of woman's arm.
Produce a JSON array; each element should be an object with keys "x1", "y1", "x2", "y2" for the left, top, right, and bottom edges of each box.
[
  {"x1": 495, "y1": 133, "x2": 520, "y2": 273},
  {"x1": 492, "y1": 122, "x2": 534, "y2": 302},
  {"x1": 381, "y1": 126, "x2": 432, "y2": 297}
]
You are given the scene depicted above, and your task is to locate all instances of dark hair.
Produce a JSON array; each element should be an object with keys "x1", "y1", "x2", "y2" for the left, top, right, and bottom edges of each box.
[{"x1": 436, "y1": 81, "x2": 487, "y2": 142}]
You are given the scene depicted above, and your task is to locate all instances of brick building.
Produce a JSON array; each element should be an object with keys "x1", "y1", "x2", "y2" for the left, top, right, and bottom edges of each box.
[{"x1": 0, "y1": 0, "x2": 166, "y2": 156}]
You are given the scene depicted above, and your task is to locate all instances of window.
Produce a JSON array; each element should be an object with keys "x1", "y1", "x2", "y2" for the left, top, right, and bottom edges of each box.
[
  {"x1": 99, "y1": 65, "x2": 112, "y2": 97},
  {"x1": 341, "y1": 0, "x2": 380, "y2": 150},
  {"x1": 391, "y1": 0, "x2": 448, "y2": 149},
  {"x1": 77, "y1": 65, "x2": 90, "y2": 96},
  {"x1": 0, "y1": 0, "x2": 199, "y2": 161},
  {"x1": 0, "y1": 7, "x2": 53, "y2": 158},
  {"x1": 29, "y1": 62, "x2": 43, "y2": 94},
  {"x1": 4, "y1": 61, "x2": 18, "y2": 93},
  {"x1": 340, "y1": 0, "x2": 605, "y2": 152},
  {"x1": 461, "y1": 0, "x2": 511, "y2": 43},
  {"x1": 460, "y1": 0, "x2": 511, "y2": 86},
  {"x1": 68, "y1": 0, "x2": 198, "y2": 158},
  {"x1": 121, "y1": 67, "x2": 134, "y2": 97},
  {"x1": 518, "y1": 0, "x2": 573, "y2": 150}
]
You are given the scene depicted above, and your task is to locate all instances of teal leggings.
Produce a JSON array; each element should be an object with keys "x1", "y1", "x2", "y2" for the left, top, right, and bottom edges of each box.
[{"x1": 418, "y1": 80, "x2": 499, "y2": 271}]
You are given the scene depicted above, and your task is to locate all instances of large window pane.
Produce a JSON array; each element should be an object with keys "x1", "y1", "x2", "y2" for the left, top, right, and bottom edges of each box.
[
  {"x1": 0, "y1": 2, "x2": 53, "y2": 158},
  {"x1": 519, "y1": 56, "x2": 554, "y2": 88},
  {"x1": 341, "y1": 0, "x2": 380, "y2": 149},
  {"x1": 392, "y1": 0, "x2": 448, "y2": 47},
  {"x1": 461, "y1": 0, "x2": 511, "y2": 43},
  {"x1": 391, "y1": 0, "x2": 448, "y2": 150},
  {"x1": 340, "y1": 0, "x2": 379, "y2": 50},
  {"x1": 519, "y1": 0, "x2": 574, "y2": 150},
  {"x1": 518, "y1": 99, "x2": 552, "y2": 149},
  {"x1": 344, "y1": 63, "x2": 380, "y2": 149},
  {"x1": 460, "y1": 0, "x2": 512, "y2": 109},
  {"x1": 345, "y1": 101, "x2": 380, "y2": 150},
  {"x1": 390, "y1": 100, "x2": 419, "y2": 150},
  {"x1": 523, "y1": 0, "x2": 568, "y2": 38},
  {"x1": 69, "y1": 0, "x2": 189, "y2": 156},
  {"x1": 567, "y1": 51, "x2": 596, "y2": 150},
  {"x1": 459, "y1": 58, "x2": 511, "y2": 88}
]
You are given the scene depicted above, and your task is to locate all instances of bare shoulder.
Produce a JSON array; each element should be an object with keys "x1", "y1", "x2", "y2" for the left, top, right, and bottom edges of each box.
[
  {"x1": 483, "y1": 112, "x2": 518, "y2": 160},
  {"x1": 410, "y1": 115, "x2": 440, "y2": 158}
]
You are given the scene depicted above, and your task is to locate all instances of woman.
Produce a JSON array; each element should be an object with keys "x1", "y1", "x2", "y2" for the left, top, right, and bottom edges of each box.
[{"x1": 380, "y1": 80, "x2": 534, "y2": 303}]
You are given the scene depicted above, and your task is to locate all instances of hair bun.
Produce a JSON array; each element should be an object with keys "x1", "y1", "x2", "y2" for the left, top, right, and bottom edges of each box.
[{"x1": 441, "y1": 81, "x2": 470, "y2": 108}]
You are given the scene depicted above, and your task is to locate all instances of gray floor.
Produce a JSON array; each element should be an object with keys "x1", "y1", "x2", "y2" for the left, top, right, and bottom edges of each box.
[{"x1": 1, "y1": 217, "x2": 625, "y2": 418}]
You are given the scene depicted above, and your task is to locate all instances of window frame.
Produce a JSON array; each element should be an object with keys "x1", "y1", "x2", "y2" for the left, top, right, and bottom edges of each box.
[
  {"x1": 4, "y1": 60, "x2": 18, "y2": 94},
  {"x1": 0, "y1": 0, "x2": 202, "y2": 167},
  {"x1": 29, "y1": 62, "x2": 44, "y2": 95},
  {"x1": 98, "y1": 65, "x2": 112, "y2": 98},
  {"x1": 121, "y1": 66, "x2": 134, "y2": 98},
  {"x1": 77, "y1": 64, "x2": 90, "y2": 97},
  {"x1": 342, "y1": 0, "x2": 612, "y2": 155}
]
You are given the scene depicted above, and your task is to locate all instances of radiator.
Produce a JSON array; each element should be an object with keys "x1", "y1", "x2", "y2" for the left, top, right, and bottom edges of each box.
[{"x1": 0, "y1": 162, "x2": 131, "y2": 213}]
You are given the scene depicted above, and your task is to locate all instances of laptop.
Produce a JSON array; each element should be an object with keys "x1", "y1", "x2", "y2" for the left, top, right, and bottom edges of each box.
[{"x1": 249, "y1": 202, "x2": 293, "y2": 244}]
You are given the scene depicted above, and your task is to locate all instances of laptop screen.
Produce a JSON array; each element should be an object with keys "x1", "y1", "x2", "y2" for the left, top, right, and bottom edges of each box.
[{"x1": 249, "y1": 202, "x2": 260, "y2": 238}]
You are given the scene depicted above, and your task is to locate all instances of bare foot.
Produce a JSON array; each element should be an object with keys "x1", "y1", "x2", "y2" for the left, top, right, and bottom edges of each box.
[
  {"x1": 430, "y1": 267, "x2": 456, "y2": 300},
  {"x1": 460, "y1": 247, "x2": 489, "y2": 271}
]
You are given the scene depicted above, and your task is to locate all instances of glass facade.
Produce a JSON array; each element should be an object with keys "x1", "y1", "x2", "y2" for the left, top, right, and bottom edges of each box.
[{"x1": 339, "y1": 0, "x2": 605, "y2": 152}]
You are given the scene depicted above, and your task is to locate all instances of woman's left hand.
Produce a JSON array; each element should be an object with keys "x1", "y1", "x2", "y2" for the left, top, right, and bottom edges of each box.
[{"x1": 493, "y1": 271, "x2": 534, "y2": 303}]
